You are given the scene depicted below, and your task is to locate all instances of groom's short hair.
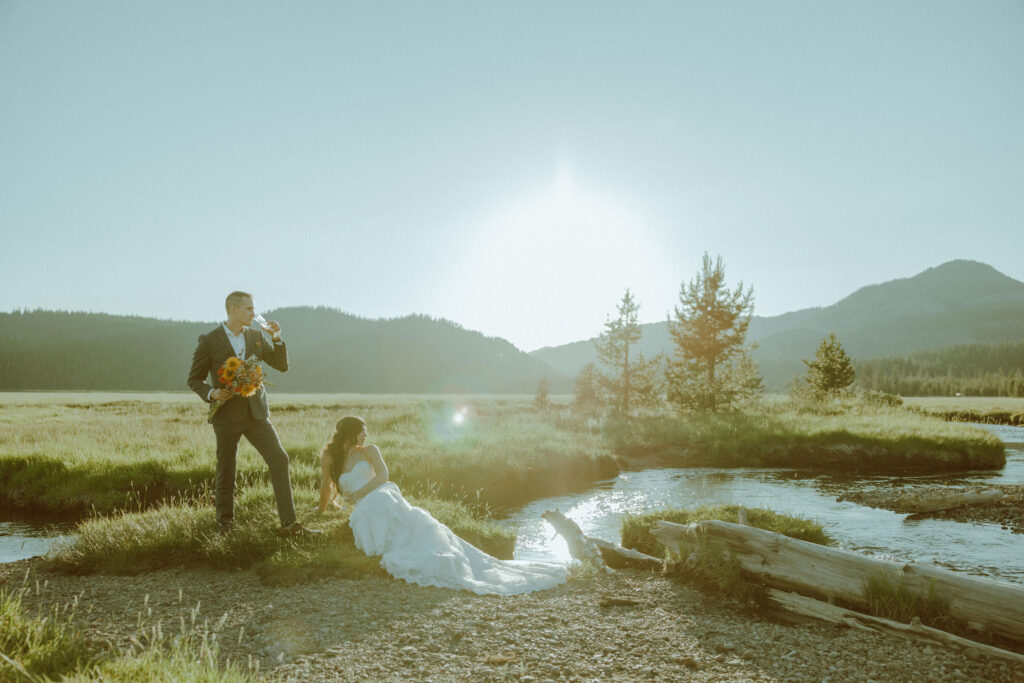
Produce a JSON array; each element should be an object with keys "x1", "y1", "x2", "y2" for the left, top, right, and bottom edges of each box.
[{"x1": 225, "y1": 291, "x2": 253, "y2": 313}]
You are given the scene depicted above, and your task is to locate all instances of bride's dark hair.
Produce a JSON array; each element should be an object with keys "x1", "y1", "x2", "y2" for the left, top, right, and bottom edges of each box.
[{"x1": 322, "y1": 416, "x2": 367, "y2": 483}]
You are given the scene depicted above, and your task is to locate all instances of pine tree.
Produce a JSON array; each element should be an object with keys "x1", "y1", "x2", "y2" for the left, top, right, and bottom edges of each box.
[
  {"x1": 803, "y1": 332, "x2": 855, "y2": 398},
  {"x1": 593, "y1": 289, "x2": 662, "y2": 416},
  {"x1": 534, "y1": 375, "x2": 551, "y2": 410},
  {"x1": 572, "y1": 362, "x2": 603, "y2": 414},
  {"x1": 665, "y1": 253, "x2": 759, "y2": 412}
]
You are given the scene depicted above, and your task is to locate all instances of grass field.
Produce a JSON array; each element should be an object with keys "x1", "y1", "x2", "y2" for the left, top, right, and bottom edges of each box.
[
  {"x1": 904, "y1": 396, "x2": 1024, "y2": 426},
  {"x1": 608, "y1": 400, "x2": 1005, "y2": 471},
  {"x1": 0, "y1": 393, "x2": 615, "y2": 576},
  {"x1": 0, "y1": 392, "x2": 611, "y2": 518},
  {"x1": 0, "y1": 391, "x2": 1006, "y2": 579},
  {"x1": 0, "y1": 392, "x2": 1013, "y2": 680}
]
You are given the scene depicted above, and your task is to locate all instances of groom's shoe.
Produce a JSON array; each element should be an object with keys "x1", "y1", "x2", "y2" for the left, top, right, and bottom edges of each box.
[{"x1": 276, "y1": 521, "x2": 323, "y2": 538}]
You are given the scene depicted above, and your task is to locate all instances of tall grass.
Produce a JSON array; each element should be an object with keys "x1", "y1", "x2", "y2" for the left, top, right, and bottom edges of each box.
[
  {"x1": 0, "y1": 584, "x2": 254, "y2": 681},
  {"x1": 0, "y1": 587, "x2": 95, "y2": 679},
  {"x1": 46, "y1": 486, "x2": 515, "y2": 577},
  {"x1": 620, "y1": 504, "x2": 830, "y2": 557},
  {"x1": 619, "y1": 505, "x2": 830, "y2": 605},
  {"x1": 0, "y1": 394, "x2": 610, "y2": 577},
  {"x1": 903, "y1": 396, "x2": 1024, "y2": 414},
  {"x1": 903, "y1": 396, "x2": 1024, "y2": 427},
  {"x1": 860, "y1": 570, "x2": 954, "y2": 628},
  {"x1": 610, "y1": 402, "x2": 1005, "y2": 471},
  {"x1": 0, "y1": 395, "x2": 616, "y2": 517}
]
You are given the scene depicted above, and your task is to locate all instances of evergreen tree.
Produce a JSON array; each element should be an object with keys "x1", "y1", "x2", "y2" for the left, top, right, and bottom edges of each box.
[
  {"x1": 593, "y1": 289, "x2": 662, "y2": 416},
  {"x1": 534, "y1": 375, "x2": 551, "y2": 410},
  {"x1": 572, "y1": 362, "x2": 603, "y2": 414},
  {"x1": 666, "y1": 253, "x2": 758, "y2": 412},
  {"x1": 803, "y1": 332, "x2": 855, "y2": 398}
]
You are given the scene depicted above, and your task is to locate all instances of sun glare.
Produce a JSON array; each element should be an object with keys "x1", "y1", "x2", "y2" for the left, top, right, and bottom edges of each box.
[{"x1": 447, "y1": 160, "x2": 671, "y2": 349}]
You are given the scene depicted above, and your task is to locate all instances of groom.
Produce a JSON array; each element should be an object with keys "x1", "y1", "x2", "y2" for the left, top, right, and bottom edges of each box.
[{"x1": 188, "y1": 291, "x2": 319, "y2": 537}]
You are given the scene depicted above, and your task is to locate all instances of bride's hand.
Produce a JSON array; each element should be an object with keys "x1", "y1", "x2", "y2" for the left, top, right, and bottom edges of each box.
[{"x1": 312, "y1": 501, "x2": 343, "y2": 514}]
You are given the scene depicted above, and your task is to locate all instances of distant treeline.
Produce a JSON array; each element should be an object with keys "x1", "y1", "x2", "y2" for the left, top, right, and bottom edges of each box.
[
  {"x1": 0, "y1": 308, "x2": 567, "y2": 394},
  {"x1": 0, "y1": 310, "x2": 208, "y2": 390},
  {"x1": 855, "y1": 342, "x2": 1024, "y2": 397}
]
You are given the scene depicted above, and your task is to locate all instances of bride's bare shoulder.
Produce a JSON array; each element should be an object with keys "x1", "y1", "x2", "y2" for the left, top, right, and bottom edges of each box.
[{"x1": 356, "y1": 444, "x2": 381, "y2": 456}]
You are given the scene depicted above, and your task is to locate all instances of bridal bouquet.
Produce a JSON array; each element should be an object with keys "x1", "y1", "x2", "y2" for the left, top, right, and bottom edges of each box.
[{"x1": 209, "y1": 355, "x2": 266, "y2": 418}]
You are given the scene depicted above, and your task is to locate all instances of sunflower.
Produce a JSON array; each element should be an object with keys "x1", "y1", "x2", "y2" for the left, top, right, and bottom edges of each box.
[{"x1": 225, "y1": 357, "x2": 242, "y2": 371}]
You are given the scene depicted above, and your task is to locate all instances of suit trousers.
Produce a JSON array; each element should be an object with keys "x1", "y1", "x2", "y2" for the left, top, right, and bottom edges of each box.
[{"x1": 213, "y1": 413, "x2": 297, "y2": 528}]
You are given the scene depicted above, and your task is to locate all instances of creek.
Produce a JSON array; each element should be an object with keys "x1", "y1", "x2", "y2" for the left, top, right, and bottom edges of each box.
[{"x1": 508, "y1": 423, "x2": 1024, "y2": 584}]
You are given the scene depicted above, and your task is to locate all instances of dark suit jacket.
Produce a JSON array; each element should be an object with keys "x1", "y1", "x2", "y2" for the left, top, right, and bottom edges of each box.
[{"x1": 188, "y1": 325, "x2": 289, "y2": 424}]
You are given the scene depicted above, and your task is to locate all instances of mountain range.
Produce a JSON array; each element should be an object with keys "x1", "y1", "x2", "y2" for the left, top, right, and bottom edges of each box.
[
  {"x1": 530, "y1": 260, "x2": 1024, "y2": 389},
  {"x1": 0, "y1": 308, "x2": 569, "y2": 393},
  {"x1": 1, "y1": 260, "x2": 1022, "y2": 393}
]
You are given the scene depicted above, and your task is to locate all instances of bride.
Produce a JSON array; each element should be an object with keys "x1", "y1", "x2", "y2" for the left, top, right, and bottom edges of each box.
[{"x1": 318, "y1": 416, "x2": 568, "y2": 595}]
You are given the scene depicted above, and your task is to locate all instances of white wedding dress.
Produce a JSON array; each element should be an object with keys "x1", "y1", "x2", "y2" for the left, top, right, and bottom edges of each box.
[{"x1": 339, "y1": 460, "x2": 568, "y2": 595}]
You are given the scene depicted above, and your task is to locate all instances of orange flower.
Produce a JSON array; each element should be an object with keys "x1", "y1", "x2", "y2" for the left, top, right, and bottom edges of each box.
[{"x1": 225, "y1": 357, "x2": 242, "y2": 371}]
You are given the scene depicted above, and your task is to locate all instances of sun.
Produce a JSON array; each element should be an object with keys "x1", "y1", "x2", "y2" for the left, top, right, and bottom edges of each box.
[{"x1": 440, "y1": 157, "x2": 673, "y2": 350}]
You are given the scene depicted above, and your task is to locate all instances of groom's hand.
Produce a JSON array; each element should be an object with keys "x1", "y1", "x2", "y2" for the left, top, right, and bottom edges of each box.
[
  {"x1": 264, "y1": 320, "x2": 282, "y2": 337},
  {"x1": 211, "y1": 389, "x2": 232, "y2": 401}
]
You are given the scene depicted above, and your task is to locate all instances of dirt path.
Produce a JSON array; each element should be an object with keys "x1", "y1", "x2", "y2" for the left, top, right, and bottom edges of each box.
[{"x1": 2, "y1": 558, "x2": 1021, "y2": 681}]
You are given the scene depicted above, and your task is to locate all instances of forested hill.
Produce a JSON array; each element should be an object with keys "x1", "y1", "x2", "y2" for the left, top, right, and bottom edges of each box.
[
  {"x1": 0, "y1": 308, "x2": 569, "y2": 393},
  {"x1": 856, "y1": 342, "x2": 1024, "y2": 397},
  {"x1": 531, "y1": 260, "x2": 1024, "y2": 389}
]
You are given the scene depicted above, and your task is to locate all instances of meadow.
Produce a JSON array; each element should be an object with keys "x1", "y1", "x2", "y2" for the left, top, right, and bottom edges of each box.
[
  {"x1": 904, "y1": 396, "x2": 1024, "y2": 426},
  {"x1": 0, "y1": 392, "x2": 615, "y2": 578},
  {"x1": 0, "y1": 391, "x2": 1013, "y2": 680},
  {"x1": 0, "y1": 391, "x2": 1004, "y2": 581},
  {"x1": 608, "y1": 397, "x2": 1005, "y2": 471}
]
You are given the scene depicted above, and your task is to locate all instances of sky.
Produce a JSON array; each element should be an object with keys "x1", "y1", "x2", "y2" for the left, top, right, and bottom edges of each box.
[{"x1": 1, "y1": 1, "x2": 1022, "y2": 351}]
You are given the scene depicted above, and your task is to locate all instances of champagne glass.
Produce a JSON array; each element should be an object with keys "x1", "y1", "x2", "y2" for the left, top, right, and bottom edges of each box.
[
  {"x1": 253, "y1": 312, "x2": 272, "y2": 330},
  {"x1": 252, "y1": 312, "x2": 275, "y2": 341}
]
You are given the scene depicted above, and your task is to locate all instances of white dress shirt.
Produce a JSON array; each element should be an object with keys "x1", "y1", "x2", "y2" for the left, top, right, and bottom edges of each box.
[
  {"x1": 223, "y1": 323, "x2": 247, "y2": 358},
  {"x1": 208, "y1": 324, "x2": 282, "y2": 401}
]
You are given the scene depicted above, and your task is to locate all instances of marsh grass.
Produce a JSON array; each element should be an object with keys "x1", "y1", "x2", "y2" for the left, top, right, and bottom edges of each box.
[
  {"x1": 620, "y1": 505, "x2": 830, "y2": 557},
  {"x1": 63, "y1": 631, "x2": 255, "y2": 682},
  {"x1": 612, "y1": 403, "x2": 1004, "y2": 471},
  {"x1": 0, "y1": 394, "x2": 616, "y2": 518},
  {"x1": 2, "y1": 394, "x2": 602, "y2": 577},
  {"x1": 0, "y1": 582, "x2": 253, "y2": 682},
  {"x1": 859, "y1": 570, "x2": 954, "y2": 628},
  {"x1": 0, "y1": 587, "x2": 95, "y2": 680},
  {"x1": 46, "y1": 486, "x2": 516, "y2": 578},
  {"x1": 620, "y1": 505, "x2": 830, "y2": 605},
  {"x1": 903, "y1": 396, "x2": 1024, "y2": 414}
]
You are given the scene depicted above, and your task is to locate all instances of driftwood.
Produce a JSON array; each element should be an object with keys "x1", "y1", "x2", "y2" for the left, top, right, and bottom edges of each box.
[
  {"x1": 542, "y1": 510, "x2": 663, "y2": 570},
  {"x1": 650, "y1": 519, "x2": 1024, "y2": 647},
  {"x1": 841, "y1": 486, "x2": 1004, "y2": 514},
  {"x1": 766, "y1": 589, "x2": 1024, "y2": 667}
]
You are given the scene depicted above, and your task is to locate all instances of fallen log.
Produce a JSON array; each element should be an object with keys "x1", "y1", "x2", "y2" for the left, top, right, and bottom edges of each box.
[
  {"x1": 766, "y1": 589, "x2": 1024, "y2": 668},
  {"x1": 841, "y1": 486, "x2": 1004, "y2": 514},
  {"x1": 542, "y1": 510, "x2": 662, "y2": 570},
  {"x1": 650, "y1": 519, "x2": 1024, "y2": 647}
]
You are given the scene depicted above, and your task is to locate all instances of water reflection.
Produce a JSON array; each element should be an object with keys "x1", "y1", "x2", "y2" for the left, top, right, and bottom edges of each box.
[{"x1": 510, "y1": 423, "x2": 1024, "y2": 584}]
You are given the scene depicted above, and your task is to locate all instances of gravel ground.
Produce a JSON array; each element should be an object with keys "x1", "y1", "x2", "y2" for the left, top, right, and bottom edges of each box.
[
  {"x1": 920, "y1": 485, "x2": 1024, "y2": 533},
  {"x1": 2, "y1": 558, "x2": 1021, "y2": 682},
  {"x1": 840, "y1": 484, "x2": 1024, "y2": 533}
]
